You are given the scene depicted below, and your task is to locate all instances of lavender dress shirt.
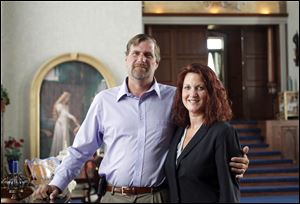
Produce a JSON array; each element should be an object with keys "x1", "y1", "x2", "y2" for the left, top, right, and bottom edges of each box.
[{"x1": 50, "y1": 79, "x2": 176, "y2": 190}]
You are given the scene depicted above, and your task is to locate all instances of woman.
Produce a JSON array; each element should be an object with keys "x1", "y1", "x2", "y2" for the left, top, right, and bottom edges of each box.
[
  {"x1": 165, "y1": 63, "x2": 241, "y2": 203},
  {"x1": 50, "y1": 91, "x2": 80, "y2": 157}
]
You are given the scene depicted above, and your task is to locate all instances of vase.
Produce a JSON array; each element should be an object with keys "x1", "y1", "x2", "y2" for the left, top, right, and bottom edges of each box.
[{"x1": 7, "y1": 160, "x2": 19, "y2": 174}]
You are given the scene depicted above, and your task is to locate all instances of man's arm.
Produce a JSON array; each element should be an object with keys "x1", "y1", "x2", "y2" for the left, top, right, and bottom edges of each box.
[{"x1": 230, "y1": 146, "x2": 249, "y2": 179}]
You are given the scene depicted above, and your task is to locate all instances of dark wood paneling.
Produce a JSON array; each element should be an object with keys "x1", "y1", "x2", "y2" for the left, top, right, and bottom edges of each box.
[
  {"x1": 244, "y1": 29, "x2": 268, "y2": 55},
  {"x1": 245, "y1": 56, "x2": 267, "y2": 83},
  {"x1": 242, "y1": 26, "x2": 273, "y2": 120},
  {"x1": 146, "y1": 25, "x2": 208, "y2": 86},
  {"x1": 149, "y1": 28, "x2": 174, "y2": 84},
  {"x1": 156, "y1": 58, "x2": 172, "y2": 83},
  {"x1": 261, "y1": 120, "x2": 299, "y2": 164}
]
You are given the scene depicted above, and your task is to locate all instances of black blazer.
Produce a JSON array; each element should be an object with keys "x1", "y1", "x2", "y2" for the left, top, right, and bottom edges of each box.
[{"x1": 164, "y1": 122, "x2": 241, "y2": 203}]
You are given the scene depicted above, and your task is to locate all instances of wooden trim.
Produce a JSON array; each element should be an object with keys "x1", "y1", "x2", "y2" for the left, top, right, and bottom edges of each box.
[
  {"x1": 143, "y1": 13, "x2": 288, "y2": 17},
  {"x1": 259, "y1": 120, "x2": 299, "y2": 164}
]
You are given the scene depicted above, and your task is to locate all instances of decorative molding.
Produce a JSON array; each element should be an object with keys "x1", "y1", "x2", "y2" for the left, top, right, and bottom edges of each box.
[
  {"x1": 143, "y1": 15, "x2": 287, "y2": 25},
  {"x1": 143, "y1": 1, "x2": 287, "y2": 15},
  {"x1": 143, "y1": 13, "x2": 288, "y2": 17}
]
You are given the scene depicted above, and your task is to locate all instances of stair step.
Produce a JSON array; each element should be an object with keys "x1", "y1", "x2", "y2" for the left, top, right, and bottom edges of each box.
[
  {"x1": 231, "y1": 122, "x2": 259, "y2": 129},
  {"x1": 248, "y1": 151, "x2": 282, "y2": 160},
  {"x1": 236, "y1": 128, "x2": 261, "y2": 136},
  {"x1": 250, "y1": 159, "x2": 294, "y2": 168},
  {"x1": 230, "y1": 120, "x2": 258, "y2": 125},
  {"x1": 232, "y1": 120, "x2": 299, "y2": 197},
  {"x1": 247, "y1": 172, "x2": 299, "y2": 178},
  {"x1": 240, "y1": 135, "x2": 263, "y2": 144},
  {"x1": 241, "y1": 182, "x2": 299, "y2": 187},
  {"x1": 247, "y1": 167, "x2": 299, "y2": 173},
  {"x1": 237, "y1": 128, "x2": 261, "y2": 133},
  {"x1": 240, "y1": 195, "x2": 300, "y2": 203},
  {"x1": 248, "y1": 151, "x2": 281, "y2": 157},
  {"x1": 242, "y1": 143, "x2": 269, "y2": 148},
  {"x1": 246, "y1": 167, "x2": 299, "y2": 177},
  {"x1": 241, "y1": 186, "x2": 299, "y2": 192},
  {"x1": 241, "y1": 186, "x2": 299, "y2": 196},
  {"x1": 239, "y1": 135, "x2": 262, "y2": 140},
  {"x1": 251, "y1": 159, "x2": 293, "y2": 165},
  {"x1": 240, "y1": 176, "x2": 299, "y2": 186}
]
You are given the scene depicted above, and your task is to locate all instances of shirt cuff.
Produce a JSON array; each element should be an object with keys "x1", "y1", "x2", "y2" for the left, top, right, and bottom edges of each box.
[{"x1": 49, "y1": 174, "x2": 70, "y2": 192}]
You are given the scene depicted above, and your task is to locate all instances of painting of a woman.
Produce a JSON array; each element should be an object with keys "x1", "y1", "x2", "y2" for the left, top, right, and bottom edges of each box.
[
  {"x1": 50, "y1": 91, "x2": 80, "y2": 156},
  {"x1": 40, "y1": 61, "x2": 107, "y2": 158}
]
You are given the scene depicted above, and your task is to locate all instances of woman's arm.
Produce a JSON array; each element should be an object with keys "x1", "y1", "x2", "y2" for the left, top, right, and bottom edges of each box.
[{"x1": 216, "y1": 126, "x2": 241, "y2": 202}]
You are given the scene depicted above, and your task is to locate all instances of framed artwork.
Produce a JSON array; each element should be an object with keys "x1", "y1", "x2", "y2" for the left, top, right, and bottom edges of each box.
[
  {"x1": 286, "y1": 92, "x2": 299, "y2": 116},
  {"x1": 30, "y1": 53, "x2": 116, "y2": 159},
  {"x1": 278, "y1": 91, "x2": 299, "y2": 120}
]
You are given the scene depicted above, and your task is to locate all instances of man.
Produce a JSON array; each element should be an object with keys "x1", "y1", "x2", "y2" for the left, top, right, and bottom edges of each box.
[{"x1": 33, "y1": 34, "x2": 249, "y2": 203}]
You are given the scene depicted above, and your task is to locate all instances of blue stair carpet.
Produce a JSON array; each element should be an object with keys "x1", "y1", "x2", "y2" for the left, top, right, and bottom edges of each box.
[
  {"x1": 241, "y1": 186, "x2": 299, "y2": 193},
  {"x1": 242, "y1": 143, "x2": 269, "y2": 148},
  {"x1": 248, "y1": 151, "x2": 281, "y2": 157},
  {"x1": 240, "y1": 135, "x2": 263, "y2": 140},
  {"x1": 241, "y1": 195, "x2": 299, "y2": 203},
  {"x1": 230, "y1": 120, "x2": 258, "y2": 125},
  {"x1": 247, "y1": 167, "x2": 299, "y2": 174},
  {"x1": 241, "y1": 176, "x2": 299, "y2": 183},
  {"x1": 250, "y1": 159, "x2": 293, "y2": 165},
  {"x1": 237, "y1": 128, "x2": 261, "y2": 133},
  {"x1": 232, "y1": 120, "x2": 299, "y2": 199}
]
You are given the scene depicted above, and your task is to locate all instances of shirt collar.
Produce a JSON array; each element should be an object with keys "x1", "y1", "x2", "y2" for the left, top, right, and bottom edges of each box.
[{"x1": 116, "y1": 77, "x2": 161, "y2": 102}]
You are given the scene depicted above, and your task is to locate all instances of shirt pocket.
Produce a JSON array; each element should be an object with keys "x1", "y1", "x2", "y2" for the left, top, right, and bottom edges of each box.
[{"x1": 146, "y1": 120, "x2": 174, "y2": 147}]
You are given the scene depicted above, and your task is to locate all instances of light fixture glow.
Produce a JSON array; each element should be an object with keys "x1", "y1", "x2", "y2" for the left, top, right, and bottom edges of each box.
[{"x1": 260, "y1": 8, "x2": 271, "y2": 14}]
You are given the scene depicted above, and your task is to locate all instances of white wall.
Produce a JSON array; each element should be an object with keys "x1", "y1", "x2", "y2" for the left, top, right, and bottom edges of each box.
[
  {"x1": 287, "y1": 1, "x2": 299, "y2": 91},
  {"x1": 1, "y1": 1, "x2": 142, "y2": 162}
]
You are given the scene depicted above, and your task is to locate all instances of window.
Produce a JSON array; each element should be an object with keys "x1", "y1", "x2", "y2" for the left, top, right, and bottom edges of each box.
[{"x1": 207, "y1": 36, "x2": 224, "y2": 83}]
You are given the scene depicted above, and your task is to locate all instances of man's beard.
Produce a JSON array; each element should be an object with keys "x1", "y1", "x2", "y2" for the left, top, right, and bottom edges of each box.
[{"x1": 131, "y1": 63, "x2": 150, "y2": 80}]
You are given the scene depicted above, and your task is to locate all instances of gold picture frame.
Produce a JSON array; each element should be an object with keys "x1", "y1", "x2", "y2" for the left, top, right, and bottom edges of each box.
[{"x1": 30, "y1": 53, "x2": 116, "y2": 159}]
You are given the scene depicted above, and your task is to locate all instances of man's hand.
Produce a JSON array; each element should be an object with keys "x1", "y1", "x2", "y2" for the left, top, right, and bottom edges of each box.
[
  {"x1": 32, "y1": 184, "x2": 60, "y2": 200},
  {"x1": 230, "y1": 146, "x2": 249, "y2": 179}
]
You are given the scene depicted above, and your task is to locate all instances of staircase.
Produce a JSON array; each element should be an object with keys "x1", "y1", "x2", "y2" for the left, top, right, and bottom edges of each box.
[{"x1": 231, "y1": 120, "x2": 299, "y2": 197}]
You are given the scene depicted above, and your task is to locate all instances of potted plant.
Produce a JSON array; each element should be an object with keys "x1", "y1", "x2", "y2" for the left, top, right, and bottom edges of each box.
[
  {"x1": 1, "y1": 84, "x2": 10, "y2": 112},
  {"x1": 4, "y1": 136, "x2": 24, "y2": 173}
]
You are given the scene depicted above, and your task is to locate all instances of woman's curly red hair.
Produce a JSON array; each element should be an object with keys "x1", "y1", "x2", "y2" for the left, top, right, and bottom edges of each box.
[{"x1": 172, "y1": 63, "x2": 233, "y2": 127}]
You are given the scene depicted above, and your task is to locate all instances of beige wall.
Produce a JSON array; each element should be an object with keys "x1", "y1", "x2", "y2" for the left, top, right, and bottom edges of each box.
[{"x1": 1, "y1": 1, "x2": 142, "y2": 165}]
